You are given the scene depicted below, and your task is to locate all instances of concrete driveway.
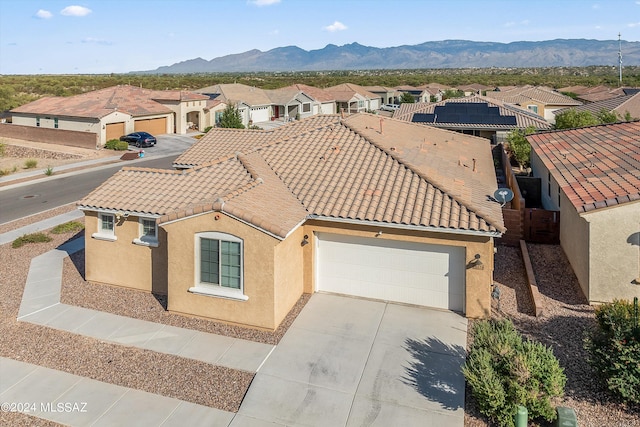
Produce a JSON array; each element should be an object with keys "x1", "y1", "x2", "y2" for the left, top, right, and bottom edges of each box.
[{"x1": 233, "y1": 293, "x2": 468, "y2": 427}]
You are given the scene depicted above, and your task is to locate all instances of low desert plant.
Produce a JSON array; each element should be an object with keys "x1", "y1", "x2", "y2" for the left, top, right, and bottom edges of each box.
[
  {"x1": 105, "y1": 139, "x2": 128, "y2": 150},
  {"x1": 44, "y1": 166, "x2": 54, "y2": 176},
  {"x1": 12, "y1": 232, "x2": 53, "y2": 248},
  {"x1": 24, "y1": 159, "x2": 38, "y2": 169},
  {"x1": 51, "y1": 221, "x2": 84, "y2": 234},
  {"x1": 0, "y1": 140, "x2": 5, "y2": 157},
  {"x1": 0, "y1": 168, "x2": 11, "y2": 176},
  {"x1": 204, "y1": 126, "x2": 213, "y2": 133},
  {"x1": 585, "y1": 298, "x2": 640, "y2": 405},
  {"x1": 464, "y1": 319, "x2": 566, "y2": 427}
]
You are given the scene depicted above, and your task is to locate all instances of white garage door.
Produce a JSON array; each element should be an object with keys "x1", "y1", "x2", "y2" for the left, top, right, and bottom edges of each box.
[
  {"x1": 249, "y1": 106, "x2": 270, "y2": 123},
  {"x1": 316, "y1": 233, "x2": 465, "y2": 312}
]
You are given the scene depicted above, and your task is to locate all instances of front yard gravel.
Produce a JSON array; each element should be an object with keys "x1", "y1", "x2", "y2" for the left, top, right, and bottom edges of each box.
[{"x1": 464, "y1": 243, "x2": 640, "y2": 427}]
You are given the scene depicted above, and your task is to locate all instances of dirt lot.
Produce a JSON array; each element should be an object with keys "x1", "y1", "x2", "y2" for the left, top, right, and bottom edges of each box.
[{"x1": 0, "y1": 138, "x2": 116, "y2": 176}]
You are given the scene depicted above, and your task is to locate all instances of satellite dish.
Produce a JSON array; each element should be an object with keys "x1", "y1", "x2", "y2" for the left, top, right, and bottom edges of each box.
[{"x1": 493, "y1": 188, "x2": 514, "y2": 206}]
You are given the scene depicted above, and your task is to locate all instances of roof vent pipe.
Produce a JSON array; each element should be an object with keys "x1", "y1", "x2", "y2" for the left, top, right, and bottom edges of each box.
[
  {"x1": 379, "y1": 118, "x2": 384, "y2": 134},
  {"x1": 472, "y1": 158, "x2": 477, "y2": 172}
]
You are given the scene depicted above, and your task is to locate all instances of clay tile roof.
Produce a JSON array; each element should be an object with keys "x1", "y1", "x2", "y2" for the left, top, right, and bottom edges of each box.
[
  {"x1": 10, "y1": 85, "x2": 203, "y2": 118},
  {"x1": 485, "y1": 86, "x2": 582, "y2": 106},
  {"x1": 324, "y1": 83, "x2": 378, "y2": 99},
  {"x1": 78, "y1": 158, "x2": 252, "y2": 216},
  {"x1": 82, "y1": 113, "x2": 505, "y2": 238},
  {"x1": 527, "y1": 121, "x2": 640, "y2": 213},
  {"x1": 285, "y1": 84, "x2": 335, "y2": 103},
  {"x1": 553, "y1": 92, "x2": 640, "y2": 119},
  {"x1": 394, "y1": 96, "x2": 551, "y2": 130},
  {"x1": 194, "y1": 83, "x2": 272, "y2": 106}
]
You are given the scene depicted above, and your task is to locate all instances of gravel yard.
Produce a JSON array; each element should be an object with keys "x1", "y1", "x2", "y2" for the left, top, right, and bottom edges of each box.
[
  {"x1": 0, "y1": 221, "x2": 272, "y2": 426},
  {"x1": 464, "y1": 243, "x2": 640, "y2": 427}
]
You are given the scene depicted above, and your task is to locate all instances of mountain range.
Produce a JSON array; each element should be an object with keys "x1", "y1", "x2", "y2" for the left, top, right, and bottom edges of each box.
[{"x1": 138, "y1": 39, "x2": 640, "y2": 74}]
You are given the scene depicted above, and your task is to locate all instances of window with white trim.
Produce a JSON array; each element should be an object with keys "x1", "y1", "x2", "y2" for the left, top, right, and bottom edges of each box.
[
  {"x1": 133, "y1": 218, "x2": 158, "y2": 247},
  {"x1": 527, "y1": 105, "x2": 539, "y2": 114},
  {"x1": 54, "y1": 118, "x2": 59, "y2": 129},
  {"x1": 189, "y1": 232, "x2": 247, "y2": 300},
  {"x1": 92, "y1": 213, "x2": 117, "y2": 241},
  {"x1": 302, "y1": 103, "x2": 311, "y2": 113}
]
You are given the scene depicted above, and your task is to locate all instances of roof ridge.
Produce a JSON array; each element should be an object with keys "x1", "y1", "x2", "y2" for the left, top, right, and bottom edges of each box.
[{"x1": 341, "y1": 117, "x2": 505, "y2": 232}]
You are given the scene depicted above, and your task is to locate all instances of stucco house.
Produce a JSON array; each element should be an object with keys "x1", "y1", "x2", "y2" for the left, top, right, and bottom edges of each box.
[
  {"x1": 325, "y1": 83, "x2": 381, "y2": 112},
  {"x1": 552, "y1": 91, "x2": 640, "y2": 122},
  {"x1": 78, "y1": 113, "x2": 505, "y2": 330},
  {"x1": 484, "y1": 85, "x2": 582, "y2": 123},
  {"x1": 527, "y1": 121, "x2": 640, "y2": 304},
  {"x1": 394, "y1": 95, "x2": 551, "y2": 143},
  {"x1": 10, "y1": 85, "x2": 209, "y2": 145}
]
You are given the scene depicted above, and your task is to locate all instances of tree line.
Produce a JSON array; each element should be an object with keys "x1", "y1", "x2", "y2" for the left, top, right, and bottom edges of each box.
[{"x1": 1, "y1": 66, "x2": 639, "y2": 112}]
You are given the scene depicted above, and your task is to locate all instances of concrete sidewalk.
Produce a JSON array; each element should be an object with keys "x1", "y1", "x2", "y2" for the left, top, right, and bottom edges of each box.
[
  {"x1": 16, "y1": 236, "x2": 274, "y2": 373},
  {"x1": 0, "y1": 209, "x2": 84, "y2": 246},
  {"x1": 0, "y1": 357, "x2": 235, "y2": 426}
]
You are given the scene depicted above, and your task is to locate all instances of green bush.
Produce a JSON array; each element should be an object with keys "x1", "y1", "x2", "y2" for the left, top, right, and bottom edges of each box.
[
  {"x1": 12, "y1": 232, "x2": 52, "y2": 248},
  {"x1": 44, "y1": 166, "x2": 54, "y2": 176},
  {"x1": 204, "y1": 126, "x2": 213, "y2": 133},
  {"x1": 464, "y1": 319, "x2": 566, "y2": 427},
  {"x1": 24, "y1": 159, "x2": 38, "y2": 169},
  {"x1": 0, "y1": 141, "x2": 6, "y2": 157},
  {"x1": 51, "y1": 221, "x2": 84, "y2": 234},
  {"x1": 585, "y1": 299, "x2": 640, "y2": 405},
  {"x1": 105, "y1": 139, "x2": 128, "y2": 150}
]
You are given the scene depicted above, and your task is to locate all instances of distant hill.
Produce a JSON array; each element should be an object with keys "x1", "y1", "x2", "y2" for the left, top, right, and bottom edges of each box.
[{"x1": 136, "y1": 39, "x2": 640, "y2": 73}]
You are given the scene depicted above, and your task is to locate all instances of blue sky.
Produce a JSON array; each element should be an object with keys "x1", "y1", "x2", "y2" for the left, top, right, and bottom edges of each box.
[{"x1": 1, "y1": 0, "x2": 639, "y2": 74}]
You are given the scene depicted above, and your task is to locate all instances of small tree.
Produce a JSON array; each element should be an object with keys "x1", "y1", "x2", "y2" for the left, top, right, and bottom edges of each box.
[
  {"x1": 442, "y1": 89, "x2": 465, "y2": 100},
  {"x1": 554, "y1": 109, "x2": 599, "y2": 129},
  {"x1": 219, "y1": 103, "x2": 245, "y2": 129},
  {"x1": 596, "y1": 108, "x2": 618, "y2": 124},
  {"x1": 400, "y1": 92, "x2": 415, "y2": 104},
  {"x1": 506, "y1": 126, "x2": 536, "y2": 170}
]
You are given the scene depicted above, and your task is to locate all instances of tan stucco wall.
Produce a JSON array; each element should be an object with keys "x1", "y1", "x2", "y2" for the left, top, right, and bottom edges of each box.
[
  {"x1": 84, "y1": 212, "x2": 167, "y2": 293},
  {"x1": 582, "y1": 200, "x2": 640, "y2": 303},
  {"x1": 162, "y1": 212, "x2": 281, "y2": 330},
  {"x1": 273, "y1": 226, "x2": 306, "y2": 324},
  {"x1": 163, "y1": 100, "x2": 206, "y2": 133},
  {"x1": 559, "y1": 193, "x2": 590, "y2": 299},
  {"x1": 301, "y1": 220, "x2": 495, "y2": 318}
]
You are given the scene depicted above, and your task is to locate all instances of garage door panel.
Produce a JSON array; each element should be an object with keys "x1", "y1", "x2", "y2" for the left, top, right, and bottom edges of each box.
[
  {"x1": 134, "y1": 118, "x2": 167, "y2": 135},
  {"x1": 316, "y1": 233, "x2": 465, "y2": 312}
]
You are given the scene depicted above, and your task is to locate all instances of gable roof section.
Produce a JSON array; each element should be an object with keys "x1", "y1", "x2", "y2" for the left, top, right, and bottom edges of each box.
[
  {"x1": 9, "y1": 85, "x2": 194, "y2": 119},
  {"x1": 195, "y1": 83, "x2": 273, "y2": 106},
  {"x1": 527, "y1": 121, "x2": 640, "y2": 213},
  {"x1": 394, "y1": 96, "x2": 551, "y2": 130},
  {"x1": 285, "y1": 84, "x2": 335, "y2": 103},
  {"x1": 485, "y1": 86, "x2": 582, "y2": 107},
  {"x1": 325, "y1": 83, "x2": 378, "y2": 100},
  {"x1": 81, "y1": 113, "x2": 504, "y2": 238},
  {"x1": 553, "y1": 92, "x2": 640, "y2": 120}
]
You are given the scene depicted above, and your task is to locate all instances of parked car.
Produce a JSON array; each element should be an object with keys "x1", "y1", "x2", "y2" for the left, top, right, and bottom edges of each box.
[
  {"x1": 119, "y1": 132, "x2": 157, "y2": 147},
  {"x1": 380, "y1": 104, "x2": 400, "y2": 112}
]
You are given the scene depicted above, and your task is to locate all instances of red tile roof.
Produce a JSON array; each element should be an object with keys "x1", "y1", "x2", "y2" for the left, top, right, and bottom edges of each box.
[
  {"x1": 11, "y1": 85, "x2": 206, "y2": 119},
  {"x1": 527, "y1": 121, "x2": 640, "y2": 212},
  {"x1": 80, "y1": 113, "x2": 505, "y2": 237}
]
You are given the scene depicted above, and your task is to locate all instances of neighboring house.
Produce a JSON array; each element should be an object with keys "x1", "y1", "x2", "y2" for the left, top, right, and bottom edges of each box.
[
  {"x1": 78, "y1": 113, "x2": 505, "y2": 330},
  {"x1": 10, "y1": 85, "x2": 209, "y2": 145},
  {"x1": 202, "y1": 99, "x2": 227, "y2": 129},
  {"x1": 264, "y1": 87, "x2": 318, "y2": 121},
  {"x1": 394, "y1": 85, "x2": 432, "y2": 103},
  {"x1": 394, "y1": 95, "x2": 551, "y2": 143},
  {"x1": 527, "y1": 121, "x2": 640, "y2": 304},
  {"x1": 455, "y1": 84, "x2": 493, "y2": 96},
  {"x1": 325, "y1": 83, "x2": 381, "y2": 112},
  {"x1": 418, "y1": 86, "x2": 444, "y2": 103},
  {"x1": 484, "y1": 86, "x2": 582, "y2": 123},
  {"x1": 284, "y1": 84, "x2": 336, "y2": 115},
  {"x1": 553, "y1": 91, "x2": 640, "y2": 121},
  {"x1": 195, "y1": 83, "x2": 273, "y2": 126},
  {"x1": 363, "y1": 86, "x2": 400, "y2": 105},
  {"x1": 557, "y1": 85, "x2": 627, "y2": 103}
]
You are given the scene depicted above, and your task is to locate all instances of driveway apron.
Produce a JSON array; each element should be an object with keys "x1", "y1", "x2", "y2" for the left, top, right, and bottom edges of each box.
[{"x1": 234, "y1": 293, "x2": 467, "y2": 427}]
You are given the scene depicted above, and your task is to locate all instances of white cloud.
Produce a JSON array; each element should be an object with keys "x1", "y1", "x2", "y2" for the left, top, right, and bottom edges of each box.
[
  {"x1": 324, "y1": 21, "x2": 347, "y2": 32},
  {"x1": 268, "y1": 29, "x2": 280, "y2": 35},
  {"x1": 35, "y1": 9, "x2": 53, "y2": 19},
  {"x1": 61, "y1": 5, "x2": 92, "y2": 16},
  {"x1": 595, "y1": 25, "x2": 602, "y2": 29},
  {"x1": 628, "y1": 22, "x2": 640, "y2": 27},
  {"x1": 248, "y1": 0, "x2": 280, "y2": 6},
  {"x1": 592, "y1": 3, "x2": 600, "y2": 9},
  {"x1": 504, "y1": 21, "x2": 515, "y2": 27},
  {"x1": 82, "y1": 37, "x2": 112, "y2": 45}
]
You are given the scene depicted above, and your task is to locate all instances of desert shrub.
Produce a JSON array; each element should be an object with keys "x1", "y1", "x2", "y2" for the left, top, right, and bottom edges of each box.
[
  {"x1": 204, "y1": 126, "x2": 213, "y2": 133},
  {"x1": 105, "y1": 139, "x2": 128, "y2": 150},
  {"x1": 585, "y1": 299, "x2": 640, "y2": 405},
  {"x1": 12, "y1": 232, "x2": 52, "y2": 248},
  {"x1": 51, "y1": 221, "x2": 84, "y2": 234},
  {"x1": 0, "y1": 141, "x2": 5, "y2": 157},
  {"x1": 24, "y1": 159, "x2": 38, "y2": 169},
  {"x1": 44, "y1": 166, "x2": 54, "y2": 176},
  {"x1": 0, "y1": 168, "x2": 10, "y2": 176},
  {"x1": 464, "y1": 319, "x2": 566, "y2": 427}
]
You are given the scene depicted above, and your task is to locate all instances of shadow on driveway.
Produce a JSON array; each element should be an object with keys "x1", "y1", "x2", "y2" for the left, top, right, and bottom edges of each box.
[{"x1": 402, "y1": 337, "x2": 466, "y2": 411}]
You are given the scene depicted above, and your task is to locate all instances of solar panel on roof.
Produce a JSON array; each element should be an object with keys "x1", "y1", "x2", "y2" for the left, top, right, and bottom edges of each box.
[{"x1": 412, "y1": 102, "x2": 517, "y2": 125}]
